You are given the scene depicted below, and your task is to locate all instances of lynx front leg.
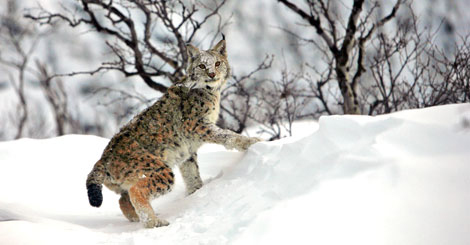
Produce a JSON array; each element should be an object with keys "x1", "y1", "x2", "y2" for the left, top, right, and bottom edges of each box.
[
  {"x1": 193, "y1": 123, "x2": 262, "y2": 151},
  {"x1": 179, "y1": 153, "x2": 203, "y2": 195},
  {"x1": 226, "y1": 134, "x2": 263, "y2": 151}
]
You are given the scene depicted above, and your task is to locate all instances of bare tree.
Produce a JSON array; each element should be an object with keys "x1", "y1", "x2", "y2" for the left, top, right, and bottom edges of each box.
[
  {"x1": 277, "y1": 0, "x2": 405, "y2": 114},
  {"x1": 276, "y1": 0, "x2": 470, "y2": 119},
  {"x1": 26, "y1": 0, "x2": 228, "y2": 93},
  {"x1": 0, "y1": 0, "x2": 39, "y2": 138},
  {"x1": 36, "y1": 60, "x2": 72, "y2": 136}
]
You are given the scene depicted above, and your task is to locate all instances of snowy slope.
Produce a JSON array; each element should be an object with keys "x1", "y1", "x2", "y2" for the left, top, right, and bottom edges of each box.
[{"x1": 1, "y1": 104, "x2": 470, "y2": 245}]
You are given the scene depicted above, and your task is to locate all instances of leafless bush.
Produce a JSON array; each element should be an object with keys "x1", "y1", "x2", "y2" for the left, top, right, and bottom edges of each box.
[
  {"x1": 221, "y1": 56, "x2": 315, "y2": 140},
  {"x1": 220, "y1": 55, "x2": 274, "y2": 133},
  {"x1": 362, "y1": 11, "x2": 425, "y2": 115},
  {"x1": 361, "y1": 16, "x2": 470, "y2": 114},
  {"x1": 409, "y1": 36, "x2": 470, "y2": 106},
  {"x1": 276, "y1": 0, "x2": 469, "y2": 121},
  {"x1": 252, "y1": 70, "x2": 314, "y2": 140}
]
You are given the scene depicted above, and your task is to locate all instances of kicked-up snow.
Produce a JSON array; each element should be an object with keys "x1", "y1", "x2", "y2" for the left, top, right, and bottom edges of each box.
[{"x1": 1, "y1": 104, "x2": 470, "y2": 245}]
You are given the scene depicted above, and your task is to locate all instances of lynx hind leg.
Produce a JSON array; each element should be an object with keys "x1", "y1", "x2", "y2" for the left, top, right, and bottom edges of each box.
[
  {"x1": 119, "y1": 192, "x2": 139, "y2": 222},
  {"x1": 128, "y1": 168, "x2": 174, "y2": 228},
  {"x1": 103, "y1": 182, "x2": 140, "y2": 222},
  {"x1": 179, "y1": 153, "x2": 203, "y2": 195}
]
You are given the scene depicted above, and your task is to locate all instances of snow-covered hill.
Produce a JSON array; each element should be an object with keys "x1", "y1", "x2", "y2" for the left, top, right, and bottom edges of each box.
[{"x1": 1, "y1": 104, "x2": 470, "y2": 245}]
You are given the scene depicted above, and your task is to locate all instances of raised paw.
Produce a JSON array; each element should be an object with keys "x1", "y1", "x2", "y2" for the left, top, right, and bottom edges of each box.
[
  {"x1": 235, "y1": 136, "x2": 263, "y2": 151},
  {"x1": 186, "y1": 181, "x2": 203, "y2": 196}
]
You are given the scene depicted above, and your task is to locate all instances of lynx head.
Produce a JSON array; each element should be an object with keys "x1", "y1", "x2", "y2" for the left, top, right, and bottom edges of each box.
[{"x1": 185, "y1": 39, "x2": 230, "y2": 90}]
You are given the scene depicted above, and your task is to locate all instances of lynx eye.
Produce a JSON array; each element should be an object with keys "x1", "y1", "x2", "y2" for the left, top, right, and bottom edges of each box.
[
  {"x1": 215, "y1": 61, "x2": 221, "y2": 67},
  {"x1": 199, "y1": 64, "x2": 206, "y2": 69}
]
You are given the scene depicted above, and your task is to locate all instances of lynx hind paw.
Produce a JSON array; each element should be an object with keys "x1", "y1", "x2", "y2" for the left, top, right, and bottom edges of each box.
[
  {"x1": 156, "y1": 219, "x2": 170, "y2": 227},
  {"x1": 144, "y1": 218, "x2": 170, "y2": 228}
]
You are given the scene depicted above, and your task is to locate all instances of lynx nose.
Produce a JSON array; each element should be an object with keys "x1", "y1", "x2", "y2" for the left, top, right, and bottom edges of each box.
[{"x1": 208, "y1": 72, "x2": 216, "y2": 78}]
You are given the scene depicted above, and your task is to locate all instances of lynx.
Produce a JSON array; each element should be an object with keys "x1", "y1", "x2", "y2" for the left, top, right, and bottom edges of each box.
[{"x1": 86, "y1": 39, "x2": 261, "y2": 228}]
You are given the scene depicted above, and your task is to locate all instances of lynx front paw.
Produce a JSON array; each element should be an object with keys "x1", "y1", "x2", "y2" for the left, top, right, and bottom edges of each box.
[
  {"x1": 234, "y1": 137, "x2": 263, "y2": 151},
  {"x1": 186, "y1": 180, "x2": 203, "y2": 195}
]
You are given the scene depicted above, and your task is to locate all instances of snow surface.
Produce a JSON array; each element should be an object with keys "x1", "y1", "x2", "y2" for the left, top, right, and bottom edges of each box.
[{"x1": 1, "y1": 104, "x2": 470, "y2": 245}]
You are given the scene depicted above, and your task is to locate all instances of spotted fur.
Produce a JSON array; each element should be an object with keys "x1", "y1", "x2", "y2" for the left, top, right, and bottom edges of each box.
[{"x1": 86, "y1": 39, "x2": 261, "y2": 228}]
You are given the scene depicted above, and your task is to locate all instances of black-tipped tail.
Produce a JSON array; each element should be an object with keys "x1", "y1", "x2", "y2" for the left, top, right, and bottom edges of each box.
[{"x1": 87, "y1": 184, "x2": 103, "y2": 207}]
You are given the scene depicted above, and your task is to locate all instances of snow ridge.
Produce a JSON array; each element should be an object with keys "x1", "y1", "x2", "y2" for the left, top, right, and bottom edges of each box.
[{"x1": 1, "y1": 104, "x2": 470, "y2": 245}]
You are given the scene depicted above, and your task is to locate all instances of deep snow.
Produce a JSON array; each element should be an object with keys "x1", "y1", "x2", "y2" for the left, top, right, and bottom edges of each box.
[{"x1": 1, "y1": 104, "x2": 470, "y2": 245}]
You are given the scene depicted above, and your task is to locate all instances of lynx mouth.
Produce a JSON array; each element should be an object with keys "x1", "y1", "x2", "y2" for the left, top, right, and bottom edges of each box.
[{"x1": 205, "y1": 78, "x2": 218, "y2": 83}]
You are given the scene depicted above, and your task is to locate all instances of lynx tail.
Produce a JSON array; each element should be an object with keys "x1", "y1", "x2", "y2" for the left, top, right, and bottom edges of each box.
[{"x1": 86, "y1": 160, "x2": 105, "y2": 207}]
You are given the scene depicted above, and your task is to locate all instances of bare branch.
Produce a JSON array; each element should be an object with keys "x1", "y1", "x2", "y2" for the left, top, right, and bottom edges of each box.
[
  {"x1": 278, "y1": 0, "x2": 339, "y2": 55},
  {"x1": 362, "y1": 0, "x2": 404, "y2": 42}
]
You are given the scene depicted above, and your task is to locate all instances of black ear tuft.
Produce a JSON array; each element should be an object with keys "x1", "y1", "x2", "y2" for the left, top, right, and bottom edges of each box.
[
  {"x1": 221, "y1": 33, "x2": 225, "y2": 40},
  {"x1": 211, "y1": 39, "x2": 226, "y2": 57}
]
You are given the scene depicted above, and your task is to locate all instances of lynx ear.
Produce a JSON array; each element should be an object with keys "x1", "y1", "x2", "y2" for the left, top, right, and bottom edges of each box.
[
  {"x1": 186, "y1": 44, "x2": 200, "y2": 62},
  {"x1": 211, "y1": 39, "x2": 226, "y2": 57}
]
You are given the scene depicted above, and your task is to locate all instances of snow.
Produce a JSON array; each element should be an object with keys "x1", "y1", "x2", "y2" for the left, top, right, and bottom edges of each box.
[{"x1": 1, "y1": 103, "x2": 470, "y2": 245}]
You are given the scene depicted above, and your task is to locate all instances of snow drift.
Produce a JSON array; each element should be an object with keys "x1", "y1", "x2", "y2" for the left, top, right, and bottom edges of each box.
[{"x1": 1, "y1": 104, "x2": 470, "y2": 245}]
